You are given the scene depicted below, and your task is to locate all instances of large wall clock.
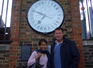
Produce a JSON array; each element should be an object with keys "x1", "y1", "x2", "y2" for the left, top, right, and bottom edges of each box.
[{"x1": 27, "y1": 0, "x2": 65, "y2": 34}]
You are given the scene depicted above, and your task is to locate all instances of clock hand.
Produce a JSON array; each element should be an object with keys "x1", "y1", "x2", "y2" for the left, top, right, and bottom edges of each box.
[
  {"x1": 38, "y1": 14, "x2": 53, "y2": 24},
  {"x1": 38, "y1": 15, "x2": 46, "y2": 24},
  {"x1": 45, "y1": 15, "x2": 52, "y2": 19},
  {"x1": 32, "y1": 10, "x2": 45, "y2": 16},
  {"x1": 41, "y1": 15, "x2": 46, "y2": 21},
  {"x1": 32, "y1": 10, "x2": 52, "y2": 19}
]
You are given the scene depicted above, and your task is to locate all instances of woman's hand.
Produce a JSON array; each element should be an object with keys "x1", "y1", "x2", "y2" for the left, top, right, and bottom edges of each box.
[{"x1": 35, "y1": 53, "x2": 42, "y2": 61}]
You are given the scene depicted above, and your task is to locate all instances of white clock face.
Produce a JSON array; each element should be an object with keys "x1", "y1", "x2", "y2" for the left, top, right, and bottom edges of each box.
[{"x1": 27, "y1": 0, "x2": 64, "y2": 34}]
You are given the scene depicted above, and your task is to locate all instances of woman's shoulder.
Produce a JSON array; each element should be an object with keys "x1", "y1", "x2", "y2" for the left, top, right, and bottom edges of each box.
[{"x1": 31, "y1": 50, "x2": 38, "y2": 55}]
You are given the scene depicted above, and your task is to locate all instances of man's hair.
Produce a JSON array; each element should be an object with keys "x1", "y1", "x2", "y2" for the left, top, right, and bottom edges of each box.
[{"x1": 55, "y1": 27, "x2": 64, "y2": 32}]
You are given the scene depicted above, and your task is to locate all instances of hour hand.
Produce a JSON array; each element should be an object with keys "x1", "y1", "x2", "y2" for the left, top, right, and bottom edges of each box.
[{"x1": 38, "y1": 15, "x2": 46, "y2": 24}]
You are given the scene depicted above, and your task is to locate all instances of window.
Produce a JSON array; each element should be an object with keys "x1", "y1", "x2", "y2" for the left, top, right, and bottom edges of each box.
[
  {"x1": 79, "y1": 0, "x2": 93, "y2": 39},
  {"x1": 0, "y1": 0, "x2": 13, "y2": 44}
]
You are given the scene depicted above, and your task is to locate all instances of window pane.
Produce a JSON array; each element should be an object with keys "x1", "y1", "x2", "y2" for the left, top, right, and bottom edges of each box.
[
  {"x1": 0, "y1": 0, "x2": 13, "y2": 41},
  {"x1": 79, "y1": 0, "x2": 93, "y2": 39},
  {"x1": 0, "y1": 0, "x2": 13, "y2": 28},
  {"x1": 6, "y1": 0, "x2": 13, "y2": 27}
]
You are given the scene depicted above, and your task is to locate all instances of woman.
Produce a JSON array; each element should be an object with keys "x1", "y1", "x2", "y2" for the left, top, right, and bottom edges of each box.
[{"x1": 27, "y1": 39, "x2": 50, "y2": 68}]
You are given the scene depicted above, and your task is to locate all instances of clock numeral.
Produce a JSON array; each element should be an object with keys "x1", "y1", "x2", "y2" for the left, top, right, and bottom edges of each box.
[
  {"x1": 58, "y1": 13, "x2": 63, "y2": 16},
  {"x1": 44, "y1": 26, "x2": 51, "y2": 31},
  {"x1": 56, "y1": 7, "x2": 59, "y2": 10},
  {"x1": 34, "y1": 5, "x2": 38, "y2": 8},
  {"x1": 48, "y1": 1, "x2": 50, "y2": 5},
  {"x1": 54, "y1": 5, "x2": 56, "y2": 8},
  {"x1": 56, "y1": 21, "x2": 59, "y2": 23},
  {"x1": 30, "y1": 13, "x2": 33, "y2": 16},
  {"x1": 57, "y1": 17, "x2": 61, "y2": 20},
  {"x1": 58, "y1": 14, "x2": 61, "y2": 16},
  {"x1": 37, "y1": 25, "x2": 40, "y2": 29},
  {"x1": 51, "y1": 25, "x2": 54, "y2": 28},
  {"x1": 44, "y1": 27, "x2": 47, "y2": 30},
  {"x1": 39, "y1": 1, "x2": 44, "y2": 6},
  {"x1": 32, "y1": 20, "x2": 35, "y2": 23},
  {"x1": 51, "y1": 3, "x2": 53, "y2": 6},
  {"x1": 40, "y1": 26, "x2": 43, "y2": 30},
  {"x1": 33, "y1": 23, "x2": 36, "y2": 26},
  {"x1": 54, "y1": 23, "x2": 57, "y2": 26},
  {"x1": 30, "y1": 14, "x2": 34, "y2": 18},
  {"x1": 31, "y1": 10, "x2": 34, "y2": 12},
  {"x1": 38, "y1": 2, "x2": 41, "y2": 6},
  {"x1": 41, "y1": 1, "x2": 44, "y2": 5},
  {"x1": 30, "y1": 17, "x2": 33, "y2": 20},
  {"x1": 48, "y1": 26, "x2": 51, "y2": 30}
]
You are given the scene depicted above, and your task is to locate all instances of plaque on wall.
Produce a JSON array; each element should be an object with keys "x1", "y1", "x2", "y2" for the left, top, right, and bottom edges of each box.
[{"x1": 21, "y1": 46, "x2": 31, "y2": 61}]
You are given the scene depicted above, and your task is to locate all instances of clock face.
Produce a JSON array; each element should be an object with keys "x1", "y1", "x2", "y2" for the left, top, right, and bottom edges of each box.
[{"x1": 27, "y1": 0, "x2": 64, "y2": 34}]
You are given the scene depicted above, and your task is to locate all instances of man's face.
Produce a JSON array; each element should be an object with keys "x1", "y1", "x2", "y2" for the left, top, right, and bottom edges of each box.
[{"x1": 54, "y1": 30, "x2": 64, "y2": 41}]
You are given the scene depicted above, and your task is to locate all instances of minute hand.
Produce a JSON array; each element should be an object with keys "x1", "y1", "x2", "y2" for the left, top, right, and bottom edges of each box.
[
  {"x1": 32, "y1": 10, "x2": 45, "y2": 15},
  {"x1": 32, "y1": 10, "x2": 52, "y2": 19}
]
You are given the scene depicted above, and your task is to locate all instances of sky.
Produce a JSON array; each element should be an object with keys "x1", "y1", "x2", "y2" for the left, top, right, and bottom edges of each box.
[{"x1": 0, "y1": 0, "x2": 13, "y2": 27}]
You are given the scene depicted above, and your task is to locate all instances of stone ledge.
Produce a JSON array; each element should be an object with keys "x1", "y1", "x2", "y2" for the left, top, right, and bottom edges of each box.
[
  {"x1": 83, "y1": 40, "x2": 93, "y2": 45},
  {"x1": 0, "y1": 40, "x2": 12, "y2": 44},
  {"x1": 0, "y1": 44, "x2": 10, "y2": 51}
]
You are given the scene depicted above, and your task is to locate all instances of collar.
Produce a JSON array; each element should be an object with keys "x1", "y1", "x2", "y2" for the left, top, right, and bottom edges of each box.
[{"x1": 55, "y1": 40, "x2": 63, "y2": 45}]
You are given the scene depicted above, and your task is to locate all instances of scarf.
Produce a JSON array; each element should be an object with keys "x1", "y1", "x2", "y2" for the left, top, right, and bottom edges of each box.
[
  {"x1": 36, "y1": 49, "x2": 50, "y2": 68},
  {"x1": 36, "y1": 49, "x2": 49, "y2": 55}
]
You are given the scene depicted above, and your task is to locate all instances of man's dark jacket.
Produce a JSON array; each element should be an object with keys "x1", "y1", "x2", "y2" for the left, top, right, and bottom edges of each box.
[{"x1": 50, "y1": 38, "x2": 80, "y2": 68}]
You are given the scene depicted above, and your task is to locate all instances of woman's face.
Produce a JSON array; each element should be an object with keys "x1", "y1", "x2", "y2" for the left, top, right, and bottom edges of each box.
[{"x1": 40, "y1": 42, "x2": 47, "y2": 51}]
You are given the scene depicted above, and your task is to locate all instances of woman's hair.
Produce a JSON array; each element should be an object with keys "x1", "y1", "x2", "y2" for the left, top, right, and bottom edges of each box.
[{"x1": 38, "y1": 39, "x2": 47, "y2": 46}]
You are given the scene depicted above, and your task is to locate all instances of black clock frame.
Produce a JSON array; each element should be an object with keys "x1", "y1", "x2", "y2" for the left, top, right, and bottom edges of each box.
[{"x1": 26, "y1": 0, "x2": 65, "y2": 35}]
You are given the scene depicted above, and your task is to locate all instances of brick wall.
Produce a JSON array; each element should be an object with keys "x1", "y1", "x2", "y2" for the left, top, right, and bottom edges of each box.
[
  {"x1": 83, "y1": 45, "x2": 93, "y2": 68},
  {"x1": 9, "y1": 0, "x2": 85, "y2": 68},
  {"x1": 83, "y1": 41, "x2": 93, "y2": 68},
  {"x1": 70, "y1": 0, "x2": 85, "y2": 68},
  {"x1": 9, "y1": 0, "x2": 21, "y2": 68},
  {"x1": 0, "y1": 49, "x2": 9, "y2": 68}
]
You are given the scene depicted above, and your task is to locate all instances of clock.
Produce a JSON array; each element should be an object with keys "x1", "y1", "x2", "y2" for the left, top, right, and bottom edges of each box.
[{"x1": 27, "y1": 0, "x2": 64, "y2": 34}]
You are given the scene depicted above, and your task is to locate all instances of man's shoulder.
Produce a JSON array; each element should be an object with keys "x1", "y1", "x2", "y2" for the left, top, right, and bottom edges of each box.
[{"x1": 64, "y1": 38, "x2": 75, "y2": 44}]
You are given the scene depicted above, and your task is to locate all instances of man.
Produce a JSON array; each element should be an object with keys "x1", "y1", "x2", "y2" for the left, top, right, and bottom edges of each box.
[{"x1": 51, "y1": 27, "x2": 80, "y2": 68}]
